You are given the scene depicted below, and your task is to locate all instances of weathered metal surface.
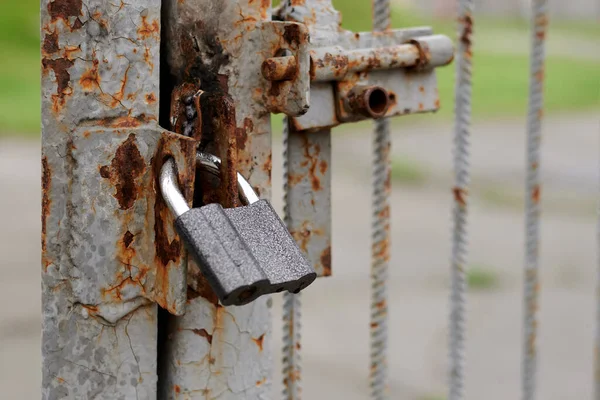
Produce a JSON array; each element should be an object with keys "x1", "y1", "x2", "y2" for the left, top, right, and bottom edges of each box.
[
  {"x1": 159, "y1": 1, "x2": 312, "y2": 397},
  {"x1": 42, "y1": 0, "x2": 196, "y2": 398},
  {"x1": 278, "y1": 0, "x2": 335, "y2": 279},
  {"x1": 448, "y1": 0, "x2": 473, "y2": 399},
  {"x1": 523, "y1": 1, "x2": 548, "y2": 399},
  {"x1": 293, "y1": 28, "x2": 452, "y2": 130},
  {"x1": 279, "y1": 2, "x2": 337, "y2": 399}
]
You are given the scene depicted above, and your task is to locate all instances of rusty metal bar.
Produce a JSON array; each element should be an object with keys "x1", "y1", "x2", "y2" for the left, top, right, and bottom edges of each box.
[
  {"x1": 448, "y1": 0, "x2": 473, "y2": 399},
  {"x1": 523, "y1": 1, "x2": 548, "y2": 399},
  {"x1": 278, "y1": 1, "x2": 337, "y2": 399},
  {"x1": 41, "y1": 0, "x2": 197, "y2": 398},
  {"x1": 370, "y1": 0, "x2": 391, "y2": 399}
]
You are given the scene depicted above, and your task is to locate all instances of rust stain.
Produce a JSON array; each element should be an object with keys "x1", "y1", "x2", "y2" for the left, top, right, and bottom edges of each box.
[
  {"x1": 262, "y1": 153, "x2": 272, "y2": 173},
  {"x1": 256, "y1": 377, "x2": 267, "y2": 386},
  {"x1": 531, "y1": 184, "x2": 541, "y2": 204},
  {"x1": 319, "y1": 160, "x2": 328, "y2": 175},
  {"x1": 143, "y1": 46, "x2": 154, "y2": 73},
  {"x1": 174, "y1": 385, "x2": 181, "y2": 394},
  {"x1": 418, "y1": 103, "x2": 424, "y2": 111},
  {"x1": 137, "y1": 16, "x2": 160, "y2": 40},
  {"x1": 145, "y1": 93, "x2": 157, "y2": 104},
  {"x1": 47, "y1": 0, "x2": 82, "y2": 24},
  {"x1": 41, "y1": 157, "x2": 52, "y2": 253},
  {"x1": 301, "y1": 135, "x2": 322, "y2": 191},
  {"x1": 79, "y1": 59, "x2": 101, "y2": 91},
  {"x1": 435, "y1": 98, "x2": 441, "y2": 109},
  {"x1": 43, "y1": 31, "x2": 59, "y2": 54},
  {"x1": 320, "y1": 246, "x2": 332, "y2": 276},
  {"x1": 42, "y1": 57, "x2": 74, "y2": 113},
  {"x1": 192, "y1": 328, "x2": 213, "y2": 344},
  {"x1": 62, "y1": 45, "x2": 81, "y2": 60},
  {"x1": 252, "y1": 334, "x2": 265, "y2": 351},
  {"x1": 459, "y1": 13, "x2": 474, "y2": 59},
  {"x1": 453, "y1": 187, "x2": 468, "y2": 207},
  {"x1": 99, "y1": 134, "x2": 145, "y2": 210},
  {"x1": 56, "y1": 377, "x2": 65, "y2": 384}
]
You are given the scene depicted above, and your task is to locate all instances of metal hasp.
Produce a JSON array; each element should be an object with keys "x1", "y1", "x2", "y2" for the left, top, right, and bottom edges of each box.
[
  {"x1": 160, "y1": 153, "x2": 317, "y2": 306},
  {"x1": 41, "y1": 0, "x2": 197, "y2": 398},
  {"x1": 159, "y1": 1, "x2": 310, "y2": 398},
  {"x1": 277, "y1": 0, "x2": 454, "y2": 278}
]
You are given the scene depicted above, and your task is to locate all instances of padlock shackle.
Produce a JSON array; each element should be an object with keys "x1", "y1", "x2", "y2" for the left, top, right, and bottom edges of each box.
[{"x1": 160, "y1": 152, "x2": 260, "y2": 218}]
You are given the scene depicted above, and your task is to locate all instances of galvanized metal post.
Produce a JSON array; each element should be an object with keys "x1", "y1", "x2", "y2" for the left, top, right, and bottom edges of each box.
[
  {"x1": 41, "y1": 1, "x2": 196, "y2": 399},
  {"x1": 158, "y1": 1, "x2": 310, "y2": 398}
]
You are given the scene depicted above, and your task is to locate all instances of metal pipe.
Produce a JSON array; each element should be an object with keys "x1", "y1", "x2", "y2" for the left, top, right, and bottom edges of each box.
[{"x1": 310, "y1": 35, "x2": 453, "y2": 82}]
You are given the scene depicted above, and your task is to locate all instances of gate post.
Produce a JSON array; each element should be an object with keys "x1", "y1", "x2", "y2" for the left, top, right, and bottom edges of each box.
[{"x1": 42, "y1": 1, "x2": 196, "y2": 398}]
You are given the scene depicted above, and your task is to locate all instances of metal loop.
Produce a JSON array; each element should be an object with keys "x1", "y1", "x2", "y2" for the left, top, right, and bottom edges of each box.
[{"x1": 159, "y1": 152, "x2": 259, "y2": 218}]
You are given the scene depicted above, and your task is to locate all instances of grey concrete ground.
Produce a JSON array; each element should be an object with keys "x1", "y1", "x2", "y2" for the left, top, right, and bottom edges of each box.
[{"x1": 0, "y1": 112, "x2": 598, "y2": 399}]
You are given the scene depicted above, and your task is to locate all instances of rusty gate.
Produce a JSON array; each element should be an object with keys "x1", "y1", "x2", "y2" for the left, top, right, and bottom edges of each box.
[{"x1": 40, "y1": 0, "x2": 587, "y2": 399}]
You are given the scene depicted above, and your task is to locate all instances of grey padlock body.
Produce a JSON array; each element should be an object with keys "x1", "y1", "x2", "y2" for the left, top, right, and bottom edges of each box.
[
  {"x1": 175, "y1": 203, "x2": 271, "y2": 306},
  {"x1": 224, "y1": 199, "x2": 317, "y2": 294},
  {"x1": 163, "y1": 153, "x2": 317, "y2": 307}
]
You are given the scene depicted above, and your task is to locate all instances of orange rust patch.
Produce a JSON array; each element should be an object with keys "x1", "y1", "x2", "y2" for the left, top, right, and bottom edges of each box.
[
  {"x1": 99, "y1": 134, "x2": 145, "y2": 210},
  {"x1": 143, "y1": 46, "x2": 154, "y2": 73},
  {"x1": 531, "y1": 184, "x2": 541, "y2": 204},
  {"x1": 42, "y1": 57, "x2": 74, "y2": 113},
  {"x1": 453, "y1": 187, "x2": 468, "y2": 207},
  {"x1": 319, "y1": 160, "x2": 328, "y2": 175},
  {"x1": 62, "y1": 45, "x2": 81, "y2": 60},
  {"x1": 252, "y1": 334, "x2": 265, "y2": 351},
  {"x1": 145, "y1": 93, "x2": 157, "y2": 104},
  {"x1": 79, "y1": 59, "x2": 101, "y2": 92},
  {"x1": 434, "y1": 98, "x2": 441, "y2": 108},
  {"x1": 137, "y1": 16, "x2": 160, "y2": 40},
  {"x1": 56, "y1": 377, "x2": 65, "y2": 384},
  {"x1": 418, "y1": 103, "x2": 424, "y2": 111},
  {"x1": 174, "y1": 385, "x2": 181, "y2": 394},
  {"x1": 460, "y1": 13, "x2": 474, "y2": 59},
  {"x1": 256, "y1": 377, "x2": 267, "y2": 386},
  {"x1": 419, "y1": 85, "x2": 425, "y2": 93},
  {"x1": 262, "y1": 153, "x2": 272, "y2": 173},
  {"x1": 320, "y1": 246, "x2": 332, "y2": 276},
  {"x1": 301, "y1": 135, "x2": 322, "y2": 191}
]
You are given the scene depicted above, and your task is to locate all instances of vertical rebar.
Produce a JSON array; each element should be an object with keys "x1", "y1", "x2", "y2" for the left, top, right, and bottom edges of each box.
[
  {"x1": 371, "y1": 1, "x2": 391, "y2": 399},
  {"x1": 449, "y1": 1, "x2": 473, "y2": 399},
  {"x1": 522, "y1": 1, "x2": 547, "y2": 400},
  {"x1": 283, "y1": 118, "x2": 303, "y2": 400}
]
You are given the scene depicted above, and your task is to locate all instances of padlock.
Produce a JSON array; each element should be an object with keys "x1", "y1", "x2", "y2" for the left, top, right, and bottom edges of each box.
[{"x1": 160, "y1": 151, "x2": 317, "y2": 306}]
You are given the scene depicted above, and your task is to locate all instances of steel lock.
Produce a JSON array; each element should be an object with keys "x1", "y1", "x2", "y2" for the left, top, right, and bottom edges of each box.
[{"x1": 160, "y1": 151, "x2": 317, "y2": 306}]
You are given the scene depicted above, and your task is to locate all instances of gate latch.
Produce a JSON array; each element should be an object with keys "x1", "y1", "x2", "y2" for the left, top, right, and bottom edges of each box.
[{"x1": 160, "y1": 152, "x2": 317, "y2": 306}]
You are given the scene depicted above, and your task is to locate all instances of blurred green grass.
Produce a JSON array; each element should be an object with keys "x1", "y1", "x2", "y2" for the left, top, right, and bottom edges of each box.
[{"x1": 2, "y1": 1, "x2": 599, "y2": 136}]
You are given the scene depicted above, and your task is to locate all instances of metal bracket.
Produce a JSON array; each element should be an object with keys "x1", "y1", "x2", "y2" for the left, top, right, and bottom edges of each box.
[{"x1": 291, "y1": 29, "x2": 454, "y2": 131}]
